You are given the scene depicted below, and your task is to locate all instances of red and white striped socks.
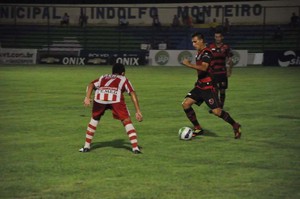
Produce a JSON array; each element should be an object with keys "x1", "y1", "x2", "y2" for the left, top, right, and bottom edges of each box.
[
  {"x1": 83, "y1": 118, "x2": 139, "y2": 151},
  {"x1": 84, "y1": 118, "x2": 99, "y2": 149},
  {"x1": 123, "y1": 121, "x2": 139, "y2": 151}
]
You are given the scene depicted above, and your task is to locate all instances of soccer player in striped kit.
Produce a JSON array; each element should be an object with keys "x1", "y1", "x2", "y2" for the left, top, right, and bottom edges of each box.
[
  {"x1": 208, "y1": 31, "x2": 233, "y2": 109},
  {"x1": 79, "y1": 63, "x2": 143, "y2": 154},
  {"x1": 182, "y1": 32, "x2": 241, "y2": 139}
]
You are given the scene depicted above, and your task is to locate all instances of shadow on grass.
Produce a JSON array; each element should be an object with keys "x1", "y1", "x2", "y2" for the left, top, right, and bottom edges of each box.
[
  {"x1": 275, "y1": 115, "x2": 300, "y2": 120},
  {"x1": 203, "y1": 129, "x2": 218, "y2": 137},
  {"x1": 91, "y1": 139, "x2": 132, "y2": 152}
]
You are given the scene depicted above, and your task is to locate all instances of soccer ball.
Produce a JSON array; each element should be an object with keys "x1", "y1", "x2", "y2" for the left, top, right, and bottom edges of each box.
[{"x1": 178, "y1": 127, "x2": 193, "y2": 140}]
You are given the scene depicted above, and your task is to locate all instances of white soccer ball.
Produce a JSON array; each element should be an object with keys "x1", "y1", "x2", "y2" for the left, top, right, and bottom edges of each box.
[{"x1": 178, "y1": 127, "x2": 193, "y2": 140}]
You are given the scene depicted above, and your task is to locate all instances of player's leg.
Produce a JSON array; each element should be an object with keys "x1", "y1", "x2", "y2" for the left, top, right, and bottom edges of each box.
[
  {"x1": 79, "y1": 102, "x2": 106, "y2": 152},
  {"x1": 211, "y1": 108, "x2": 241, "y2": 139},
  {"x1": 121, "y1": 118, "x2": 141, "y2": 154},
  {"x1": 182, "y1": 88, "x2": 204, "y2": 136},
  {"x1": 209, "y1": 81, "x2": 220, "y2": 114},
  {"x1": 205, "y1": 89, "x2": 241, "y2": 139},
  {"x1": 219, "y1": 77, "x2": 228, "y2": 109},
  {"x1": 112, "y1": 102, "x2": 141, "y2": 154},
  {"x1": 219, "y1": 88, "x2": 226, "y2": 109}
]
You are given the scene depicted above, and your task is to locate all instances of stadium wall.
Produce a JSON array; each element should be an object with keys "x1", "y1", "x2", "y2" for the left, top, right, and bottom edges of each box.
[
  {"x1": 1, "y1": 48, "x2": 300, "y2": 67},
  {"x1": 0, "y1": 1, "x2": 299, "y2": 25}
]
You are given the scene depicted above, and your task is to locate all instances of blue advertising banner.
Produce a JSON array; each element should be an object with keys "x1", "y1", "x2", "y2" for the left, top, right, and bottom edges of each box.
[{"x1": 263, "y1": 50, "x2": 300, "y2": 67}]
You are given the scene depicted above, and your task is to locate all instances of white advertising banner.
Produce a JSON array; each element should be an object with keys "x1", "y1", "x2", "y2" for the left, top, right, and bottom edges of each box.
[
  {"x1": 0, "y1": 48, "x2": 37, "y2": 64},
  {"x1": 149, "y1": 49, "x2": 248, "y2": 67},
  {"x1": 232, "y1": 50, "x2": 248, "y2": 67},
  {"x1": 149, "y1": 50, "x2": 195, "y2": 66}
]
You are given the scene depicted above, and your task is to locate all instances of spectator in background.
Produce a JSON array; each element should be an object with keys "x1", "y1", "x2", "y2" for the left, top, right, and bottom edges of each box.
[
  {"x1": 273, "y1": 26, "x2": 283, "y2": 41},
  {"x1": 182, "y1": 14, "x2": 193, "y2": 27},
  {"x1": 186, "y1": 15, "x2": 193, "y2": 27},
  {"x1": 79, "y1": 13, "x2": 88, "y2": 27},
  {"x1": 210, "y1": 18, "x2": 221, "y2": 34},
  {"x1": 152, "y1": 15, "x2": 161, "y2": 27},
  {"x1": 224, "y1": 18, "x2": 230, "y2": 33},
  {"x1": 196, "y1": 13, "x2": 205, "y2": 24},
  {"x1": 171, "y1": 15, "x2": 180, "y2": 27},
  {"x1": 119, "y1": 16, "x2": 129, "y2": 27},
  {"x1": 61, "y1": 13, "x2": 70, "y2": 25},
  {"x1": 290, "y1": 12, "x2": 298, "y2": 28}
]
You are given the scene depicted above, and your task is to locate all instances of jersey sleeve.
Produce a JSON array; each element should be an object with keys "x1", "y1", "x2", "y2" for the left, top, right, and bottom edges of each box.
[
  {"x1": 202, "y1": 50, "x2": 213, "y2": 63},
  {"x1": 91, "y1": 78, "x2": 100, "y2": 89},
  {"x1": 124, "y1": 79, "x2": 135, "y2": 94}
]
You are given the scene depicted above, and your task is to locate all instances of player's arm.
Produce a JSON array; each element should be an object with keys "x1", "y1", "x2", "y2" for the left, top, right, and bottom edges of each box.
[
  {"x1": 226, "y1": 56, "x2": 233, "y2": 77},
  {"x1": 129, "y1": 91, "x2": 143, "y2": 122},
  {"x1": 182, "y1": 58, "x2": 209, "y2": 71},
  {"x1": 84, "y1": 82, "x2": 94, "y2": 107},
  {"x1": 227, "y1": 47, "x2": 234, "y2": 77}
]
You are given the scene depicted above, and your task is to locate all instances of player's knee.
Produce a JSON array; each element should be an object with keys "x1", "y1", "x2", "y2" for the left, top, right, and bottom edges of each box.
[
  {"x1": 212, "y1": 108, "x2": 222, "y2": 116},
  {"x1": 92, "y1": 115, "x2": 101, "y2": 121},
  {"x1": 182, "y1": 100, "x2": 191, "y2": 109},
  {"x1": 122, "y1": 117, "x2": 132, "y2": 125}
]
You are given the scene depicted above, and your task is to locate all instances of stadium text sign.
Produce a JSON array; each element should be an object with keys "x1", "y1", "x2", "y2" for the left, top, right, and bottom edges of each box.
[
  {"x1": 0, "y1": 1, "x2": 299, "y2": 25},
  {"x1": 0, "y1": 48, "x2": 37, "y2": 64}
]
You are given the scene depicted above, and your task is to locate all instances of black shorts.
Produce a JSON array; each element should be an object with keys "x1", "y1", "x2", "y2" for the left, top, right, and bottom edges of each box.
[
  {"x1": 213, "y1": 74, "x2": 228, "y2": 89},
  {"x1": 185, "y1": 87, "x2": 220, "y2": 109}
]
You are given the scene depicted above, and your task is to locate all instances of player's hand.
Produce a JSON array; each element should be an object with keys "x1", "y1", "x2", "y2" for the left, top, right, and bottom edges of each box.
[
  {"x1": 182, "y1": 58, "x2": 191, "y2": 67},
  {"x1": 84, "y1": 97, "x2": 91, "y2": 107},
  {"x1": 135, "y1": 112, "x2": 143, "y2": 122},
  {"x1": 227, "y1": 68, "x2": 232, "y2": 77}
]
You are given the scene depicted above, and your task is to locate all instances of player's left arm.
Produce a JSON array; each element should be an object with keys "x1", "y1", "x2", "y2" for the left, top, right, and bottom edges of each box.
[
  {"x1": 84, "y1": 82, "x2": 95, "y2": 107},
  {"x1": 182, "y1": 50, "x2": 212, "y2": 71},
  {"x1": 182, "y1": 59, "x2": 209, "y2": 71},
  {"x1": 226, "y1": 47, "x2": 234, "y2": 77},
  {"x1": 129, "y1": 91, "x2": 143, "y2": 122}
]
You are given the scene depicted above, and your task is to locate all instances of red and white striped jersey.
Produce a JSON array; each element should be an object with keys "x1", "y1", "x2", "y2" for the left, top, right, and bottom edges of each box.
[{"x1": 92, "y1": 74, "x2": 134, "y2": 104}]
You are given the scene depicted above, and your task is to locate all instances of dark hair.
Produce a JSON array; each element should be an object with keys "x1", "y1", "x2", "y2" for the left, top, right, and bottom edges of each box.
[
  {"x1": 112, "y1": 63, "x2": 125, "y2": 75},
  {"x1": 215, "y1": 30, "x2": 223, "y2": 35},
  {"x1": 215, "y1": 29, "x2": 224, "y2": 35},
  {"x1": 191, "y1": 32, "x2": 205, "y2": 41}
]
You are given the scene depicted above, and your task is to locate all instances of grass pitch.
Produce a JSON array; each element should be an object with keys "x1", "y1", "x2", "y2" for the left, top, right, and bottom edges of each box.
[{"x1": 0, "y1": 65, "x2": 299, "y2": 199}]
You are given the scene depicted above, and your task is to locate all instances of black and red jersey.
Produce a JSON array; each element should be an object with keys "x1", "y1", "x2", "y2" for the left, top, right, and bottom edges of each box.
[
  {"x1": 208, "y1": 43, "x2": 233, "y2": 75},
  {"x1": 195, "y1": 47, "x2": 214, "y2": 89}
]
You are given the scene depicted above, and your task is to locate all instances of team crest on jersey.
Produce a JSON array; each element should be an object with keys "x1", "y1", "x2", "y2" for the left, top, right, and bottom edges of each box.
[{"x1": 209, "y1": 98, "x2": 214, "y2": 105}]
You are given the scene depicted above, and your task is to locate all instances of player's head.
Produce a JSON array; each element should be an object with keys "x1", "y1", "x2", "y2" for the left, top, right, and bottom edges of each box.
[
  {"x1": 191, "y1": 32, "x2": 205, "y2": 51},
  {"x1": 214, "y1": 31, "x2": 224, "y2": 44},
  {"x1": 112, "y1": 63, "x2": 125, "y2": 75}
]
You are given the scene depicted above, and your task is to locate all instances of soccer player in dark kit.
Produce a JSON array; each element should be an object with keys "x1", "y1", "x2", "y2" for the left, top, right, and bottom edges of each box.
[
  {"x1": 181, "y1": 32, "x2": 241, "y2": 139},
  {"x1": 208, "y1": 31, "x2": 234, "y2": 109}
]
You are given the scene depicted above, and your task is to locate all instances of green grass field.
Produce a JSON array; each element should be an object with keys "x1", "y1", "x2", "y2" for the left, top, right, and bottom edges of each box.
[{"x1": 0, "y1": 65, "x2": 299, "y2": 199}]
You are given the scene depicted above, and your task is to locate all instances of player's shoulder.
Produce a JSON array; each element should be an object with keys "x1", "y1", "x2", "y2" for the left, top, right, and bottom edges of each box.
[
  {"x1": 202, "y1": 47, "x2": 213, "y2": 54},
  {"x1": 222, "y1": 43, "x2": 231, "y2": 49},
  {"x1": 208, "y1": 43, "x2": 216, "y2": 48}
]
